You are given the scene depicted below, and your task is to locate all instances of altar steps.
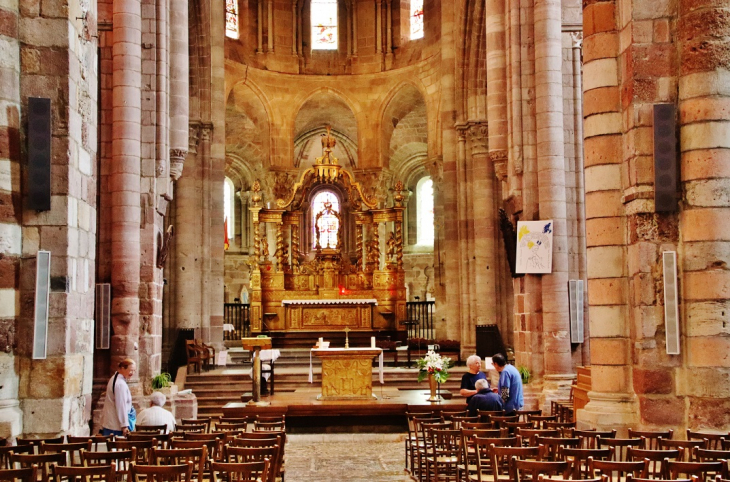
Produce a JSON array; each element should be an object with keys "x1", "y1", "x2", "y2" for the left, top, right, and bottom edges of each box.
[{"x1": 184, "y1": 356, "x2": 468, "y2": 419}]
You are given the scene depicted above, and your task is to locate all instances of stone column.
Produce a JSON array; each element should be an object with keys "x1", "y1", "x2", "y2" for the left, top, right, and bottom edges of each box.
[
  {"x1": 455, "y1": 124, "x2": 474, "y2": 351},
  {"x1": 111, "y1": 0, "x2": 142, "y2": 375},
  {"x1": 266, "y1": 0, "x2": 274, "y2": 53},
  {"x1": 468, "y1": 121, "x2": 497, "y2": 325},
  {"x1": 678, "y1": 0, "x2": 730, "y2": 428},
  {"x1": 533, "y1": 0, "x2": 572, "y2": 409},
  {"x1": 485, "y1": 0, "x2": 508, "y2": 159},
  {"x1": 578, "y1": 0, "x2": 638, "y2": 431},
  {"x1": 169, "y1": 0, "x2": 189, "y2": 181},
  {"x1": 0, "y1": 0, "x2": 22, "y2": 442}
]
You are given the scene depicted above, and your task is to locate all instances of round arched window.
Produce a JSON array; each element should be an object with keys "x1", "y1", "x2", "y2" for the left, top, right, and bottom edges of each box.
[{"x1": 311, "y1": 190, "x2": 340, "y2": 249}]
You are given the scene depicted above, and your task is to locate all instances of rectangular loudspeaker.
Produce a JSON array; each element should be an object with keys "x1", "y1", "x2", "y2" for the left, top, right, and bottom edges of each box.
[
  {"x1": 27, "y1": 97, "x2": 52, "y2": 211},
  {"x1": 663, "y1": 251, "x2": 680, "y2": 355},
  {"x1": 33, "y1": 250, "x2": 51, "y2": 359},
  {"x1": 95, "y1": 283, "x2": 111, "y2": 349},
  {"x1": 654, "y1": 103, "x2": 678, "y2": 212},
  {"x1": 568, "y1": 279, "x2": 584, "y2": 343}
]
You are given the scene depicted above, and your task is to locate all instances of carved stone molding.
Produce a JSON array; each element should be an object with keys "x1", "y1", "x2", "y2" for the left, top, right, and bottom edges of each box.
[
  {"x1": 467, "y1": 120, "x2": 489, "y2": 156},
  {"x1": 169, "y1": 148, "x2": 188, "y2": 181},
  {"x1": 455, "y1": 122, "x2": 469, "y2": 142},
  {"x1": 570, "y1": 31, "x2": 583, "y2": 49},
  {"x1": 426, "y1": 156, "x2": 443, "y2": 185},
  {"x1": 490, "y1": 150, "x2": 509, "y2": 181},
  {"x1": 200, "y1": 122, "x2": 214, "y2": 142},
  {"x1": 189, "y1": 121, "x2": 201, "y2": 154}
]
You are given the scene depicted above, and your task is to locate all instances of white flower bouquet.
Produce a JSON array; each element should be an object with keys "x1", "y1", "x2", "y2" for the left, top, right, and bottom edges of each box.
[{"x1": 416, "y1": 350, "x2": 452, "y2": 384}]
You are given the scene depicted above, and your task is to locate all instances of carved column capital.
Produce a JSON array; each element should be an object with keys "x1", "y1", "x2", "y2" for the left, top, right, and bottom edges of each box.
[
  {"x1": 455, "y1": 122, "x2": 469, "y2": 142},
  {"x1": 426, "y1": 156, "x2": 443, "y2": 184},
  {"x1": 467, "y1": 119, "x2": 489, "y2": 156},
  {"x1": 570, "y1": 31, "x2": 583, "y2": 48},
  {"x1": 200, "y1": 122, "x2": 214, "y2": 142},
  {"x1": 169, "y1": 148, "x2": 188, "y2": 181},
  {"x1": 489, "y1": 149, "x2": 509, "y2": 181}
]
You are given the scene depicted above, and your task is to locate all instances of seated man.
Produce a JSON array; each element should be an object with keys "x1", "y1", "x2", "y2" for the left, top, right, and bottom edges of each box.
[
  {"x1": 136, "y1": 391, "x2": 176, "y2": 433},
  {"x1": 460, "y1": 354, "x2": 488, "y2": 402},
  {"x1": 467, "y1": 378, "x2": 503, "y2": 416}
]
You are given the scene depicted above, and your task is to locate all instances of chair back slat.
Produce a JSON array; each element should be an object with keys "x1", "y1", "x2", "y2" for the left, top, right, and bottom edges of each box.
[
  {"x1": 150, "y1": 447, "x2": 207, "y2": 482},
  {"x1": 209, "y1": 460, "x2": 270, "y2": 482},
  {"x1": 0, "y1": 466, "x2": 38, "y2": 482},
  {"x1": 51, "y1": 464, "x2": 116, "y2": 482},
  {"x1": 130, "y1": 462, "x2": 194, "y2": 482}
]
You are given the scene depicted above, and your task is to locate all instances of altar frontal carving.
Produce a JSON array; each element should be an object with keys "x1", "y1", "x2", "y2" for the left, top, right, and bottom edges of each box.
[{"x1": 247, "y1": 125, "x2": 407, "y2": 333}]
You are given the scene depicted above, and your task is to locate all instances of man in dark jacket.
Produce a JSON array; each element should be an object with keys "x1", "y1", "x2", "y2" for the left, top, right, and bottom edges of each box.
[{"x1": 467, "y1": 378, "x2": 504, "y2": 416}]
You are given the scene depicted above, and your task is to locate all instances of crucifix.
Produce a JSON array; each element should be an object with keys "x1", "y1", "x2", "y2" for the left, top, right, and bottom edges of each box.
[{"x1": 344, "y1": 327, "x2": 351, "y2": 349}]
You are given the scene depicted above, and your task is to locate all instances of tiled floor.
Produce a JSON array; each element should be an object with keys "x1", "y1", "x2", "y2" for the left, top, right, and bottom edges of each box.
[{"x1": 285, "y1": 433, "x2": 414, "y2": 481}]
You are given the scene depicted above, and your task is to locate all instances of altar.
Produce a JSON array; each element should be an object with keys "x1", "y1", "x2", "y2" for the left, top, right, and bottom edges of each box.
[
  {"x1": 282, "y1": 299, "x2": 377, "y2": 330},
  {"x1": 245, "y1": 126, "x2": 407, "y2": 335},
  {"x1": 310, "y1": 347, "x2": 383, "y2": 400}
]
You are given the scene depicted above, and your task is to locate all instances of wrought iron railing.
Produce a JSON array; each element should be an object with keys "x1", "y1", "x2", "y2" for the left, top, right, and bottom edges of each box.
[
  {"x1": 404, "y1": 300, "x2": 435, "y2": 341},
  {"x1": 223, "y1": 303, "x2": 250, "y2": 340}
]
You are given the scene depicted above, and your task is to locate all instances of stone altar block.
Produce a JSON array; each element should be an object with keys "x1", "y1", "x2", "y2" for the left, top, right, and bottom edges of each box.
[{"x1": 311, "y1": 348, "x2": 382, "y2": 400}]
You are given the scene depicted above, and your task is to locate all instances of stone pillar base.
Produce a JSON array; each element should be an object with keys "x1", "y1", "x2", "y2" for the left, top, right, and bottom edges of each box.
[
  {"x1": 522, "y1": 381, "x2": 543, "y2": 411},
  {"x1": 577, "y1": 391, "x2": 640, "y2": 436},
  {"x1": 0, "y1": 400, "x2": 23, "y2": 443},
  {"x1": 540, "y1": 374, "x2": 576, "y2": 415}
]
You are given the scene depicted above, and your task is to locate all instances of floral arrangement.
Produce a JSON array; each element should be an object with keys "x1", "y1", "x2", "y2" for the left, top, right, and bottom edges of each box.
[{"x1": 417, "y1": 350, "x2": 453, "y2": 384}]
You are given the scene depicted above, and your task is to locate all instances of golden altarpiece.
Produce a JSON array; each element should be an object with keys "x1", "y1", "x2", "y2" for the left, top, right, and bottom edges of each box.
[{"x1": 247, "y1": 129, "x2": 407, "y2": 336}]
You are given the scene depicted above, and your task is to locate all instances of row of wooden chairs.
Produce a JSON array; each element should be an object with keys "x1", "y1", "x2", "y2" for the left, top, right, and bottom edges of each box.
[
  {"x1": 1, "y1": 431, "x2": 286, "y2": 482},
  {"x1": 0, "y1": 459, "x2": 271, "y2": 482},
  {"x1": 185, "y1": 340, "x2": 216, "y2": 374}
]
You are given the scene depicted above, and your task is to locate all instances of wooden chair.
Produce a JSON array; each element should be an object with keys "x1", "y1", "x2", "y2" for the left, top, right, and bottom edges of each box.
[
  {"x1": 252, "y1": 422, "x2": 284, "y2": 432},
  {"x1": 504, "y1": 422, "x2": 534, "y2": 433},
  {"x1": 471, "y1": 438, "x2": 521, "y2": 482},
  {"x1": 626, "y1": 477, "x2": 692, "y2": 482},
  {"x1": 39, "y1": 440, "x2": 92, "y2": 466},
  {"x1": 51, "y1": 464, "x2": 116, "y2": 482},
  {"x1": 694, "y1": 448, "x2": 730, "y2": 463},
  {"x1": 576, "y1": 430, "x2": 617, "y2": 449},
  {"x1": 627, "y1": 447, "x2": 683, "y2": 478},
  {"x1": 405, "y1": 413, "x2": 436, "y2": 473},
  {"x1": 176, "y1": 423, "x2": 207, "y2": 434},
  {"x1": 416, "y1": 422, "x2": 451, "y2": 482},
  {"x1": 107, "y1": 439, "x2": 157, "y2": 464},
  {"x1": 218, "y1": 418, "x2": 250, "y2": 425},
  {"x1": 168, "y1": 439, "x2": 220, "y2": 463},
  {"x1": 477, "y1": 410, "x2": 505, "y2": 424},
  {"x1": 65, "y1": 436, "x2": 112, "y2": 452},
  {"x1": 659, "y1": 439, "x2": 706, "y2": 460},
  {"x1": 223, "y1": 447, "x2": 279, "y2": 482},
  {"x1": 490, "y1": 446, "x2": 541, "y2": 482},
  {"x1": 528, "y1": 415, "x2": 557, "y2": 429},
  {"x1": 461, "y1": 422, "x2": 496, "y2": 431},
  {"x1": 213, "y1": 423, "x2": 248, "y2": 434},
  {"x1": 515, "y1": 429, "x2": 559, "y2": 447},
  {"x1": 490, "y1": 416, "x2": 520, "y2": 429},
  {"x1": 135, "y1": 424, "x2": 168, "y2": 435},
  {"x1": 544, "y1": 421, "x2": 576, "y2": 431},
  {"x1": 1, "y1": 446, "x2": 34, "y2": 470},
  {"x1": 512, "y1": 457, "x2": 570, "y2": 482},
  {"x1": 122, "y1": 433, "x2": 169, "y2": 447},
  {"x1": 185, "y1": 340, "x2": 203, "y2": 374},
  {"x1": 440, "y1": 411, "x2": 468, "y2": 422},
  {"x1": 516, "y1": 411, "x2": 542, "y2": 423},
  {"x1": 130, "y1": 462, "x2": 194, "y2": 482},
  {"x1": 151, "y1": 447, "x2": 207, "y2": 482},
  {"x1": 536, "y1": 437, "x2": 580, "y2": 461},
  {"x1": 0, "y1": 467, "x2": 38, "y2": 482},
  {"x1": 449, "y1": 416, "x2": 479, "y2": 430},
  {"x1": 16, "y1": 439, "x2": 64, "y2": 455},
  {"x1": 588, "y1": 457, "x2": 648, "y2": 482},
  {"x1": 424, "y1": 428, "x2": 461, "y2": 482},
  {"x1": 457, "y1": 429, "x2": 501, "y2": 482},
  {"x1": 537, "y1": 476, "x2": 600, "y2": 482},
  {"x1": 666, "y1": 460, "x2": 728, "y2": 482},
  {"x1": 180, "y1": 418, "x2": 211, "y2": 433},
  {"x1": 80, "y1": 449, "x2": 135, "y2": 482},
  {"x1": 687, "y1": 431, "x2": 730, "y2": 451},
  {"x1": 209, "y1": 461, "x2": 270, "y2": 482},
  {"x1": 560, "y1": 447, "x2": 612, "y2": 479},
  {"x1": 194, "y1": 340, "x2": 215, "y2": 371},
  {"x1": 598, "y1": 438, "x2": 643, "y2": 461},
  {"x1": 9, "y1": 452, "x2": 66, "y2": 482},
  {"x1": 227, "y1": 436, "x2": 284, "y2": 482},
  {"x1": 628, "y1": 429, "x2": 673, "y2": 450}
]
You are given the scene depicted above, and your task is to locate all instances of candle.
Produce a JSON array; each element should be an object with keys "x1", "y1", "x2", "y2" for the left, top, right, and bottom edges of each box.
[
  {"x1": 371, "y1": 337, "x2": 376, "y2": 348},
  {"x1": 319, "y1": 337, "x2": 324, "y2": 347}
]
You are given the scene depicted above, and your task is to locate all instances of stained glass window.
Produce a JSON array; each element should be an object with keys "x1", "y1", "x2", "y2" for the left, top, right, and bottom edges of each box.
[
  {"x1": 417, "y1": 177, "x2": 434, "y2": 245},
  {"x1": 410, "y1": 0, "x2": 424, "y2": 40},
  {"x1": 224, "y1": 178, "x2": 235, "y2": 238},
  {"x1": 226, "y1": 0, "x2": 239, "y2": 39},
  {"x1": 312, "y1": 191, "x2": 340, "y2": 248},
  {"x1": 312, "y1": 0, "x2": 338, "y2": 50}
]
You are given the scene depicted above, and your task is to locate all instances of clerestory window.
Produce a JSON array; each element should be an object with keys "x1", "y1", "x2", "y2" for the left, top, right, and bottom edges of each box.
[
  {"x1": 410, "y1": 0, "x2": 424, "y2": 40},
  {"x1": 312, "y1": 0, "x2": 338, "y2": 50},
  {"x1": 225, "y1": 0, "x2": 239, "y2": 39},
  {"x1": 311, "y1": 190, "x2": 340, "y2": 248},
  {"x1": 416, "y1": 177, "x2": 434, "y2": 246}
]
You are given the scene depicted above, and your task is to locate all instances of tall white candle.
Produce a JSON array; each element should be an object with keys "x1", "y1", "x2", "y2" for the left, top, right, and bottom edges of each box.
[{"x1": 371, "y1": 336, "x2": 376, "y2": 348}]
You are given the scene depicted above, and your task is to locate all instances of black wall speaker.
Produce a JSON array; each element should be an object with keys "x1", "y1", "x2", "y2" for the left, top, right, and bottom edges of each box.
[
  {"x1": 653, "y1": 103, "x2": 678, "y2": 212},
  {"x1": 27, "y1": 97, "x2": 52, "y2": 211}
]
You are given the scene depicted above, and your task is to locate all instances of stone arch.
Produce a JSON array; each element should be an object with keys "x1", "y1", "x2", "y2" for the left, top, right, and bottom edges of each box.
[
  {"x1": 292, "y1": 88, "x2": 359, "y2": 170},
  {"x1": 226, "y1": 81, "x2": 272, "y2": 171},
  {"x1": 460, "y1": 0, "x2": 486, "y2": 120},
  {"x1": 381, "y1": 82, "x2": 428, "y2": 172}
]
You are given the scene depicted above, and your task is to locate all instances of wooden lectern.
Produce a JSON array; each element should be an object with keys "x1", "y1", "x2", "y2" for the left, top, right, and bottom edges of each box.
[{"x1": 242, "y1": 337, "x2": 272, "y2": 406}]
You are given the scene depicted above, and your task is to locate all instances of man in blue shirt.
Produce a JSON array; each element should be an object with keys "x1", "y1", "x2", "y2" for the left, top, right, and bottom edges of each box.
[
  {"x1": 467, "y1": 379, "x2": 503, "y2": 416},
  {"x1": 493, "y1": 353, "x2": 523, "y2": 415}
]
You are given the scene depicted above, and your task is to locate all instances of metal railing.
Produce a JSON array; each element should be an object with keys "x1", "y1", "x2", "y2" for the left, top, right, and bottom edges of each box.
[
  {"x1": 404, "y1": 300, "x2": 435, "y2": 341},
  {"x1": 223, "y1": 303, "x2": 250, "y2": 340}
]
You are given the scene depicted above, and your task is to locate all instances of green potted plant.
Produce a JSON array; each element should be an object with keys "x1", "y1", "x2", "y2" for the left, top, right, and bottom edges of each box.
[
  {"x1": 151, "y1": 372, "x2": 172, "y2": 390},
  {"x1": 517, "y1": 365, "x2": 531, "y2": 385}
]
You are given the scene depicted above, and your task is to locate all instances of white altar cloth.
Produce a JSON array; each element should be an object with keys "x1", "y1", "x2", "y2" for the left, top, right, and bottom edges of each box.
[
  {"x1": 309, "y1": 347, "x2": 383, "y2": 385},
  {"x1": 282, "y1": 298, "x2": 378, "y2": 306}
]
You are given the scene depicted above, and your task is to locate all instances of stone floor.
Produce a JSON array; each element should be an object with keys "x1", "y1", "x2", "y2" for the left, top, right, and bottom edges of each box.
[{"x1": 285, "y1": 433, "x2": 414, "y2": 482}]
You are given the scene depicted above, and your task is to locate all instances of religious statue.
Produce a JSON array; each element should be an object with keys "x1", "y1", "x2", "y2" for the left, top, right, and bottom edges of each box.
[
  {"x1": 261, "y1": 236, "x2": 270, "y2": 260},
  {"x1": 386, "y1": 231, "x2": 396, "y2": 263},
  {"x1": 367, "y1": 238, "x2": 380, "y2": 268},
  {"x1": 320, "y1": 124, "x2": 337, "y2": 162}
]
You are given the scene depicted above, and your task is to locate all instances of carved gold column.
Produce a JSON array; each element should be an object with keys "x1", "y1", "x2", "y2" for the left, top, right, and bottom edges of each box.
[
  {"x1": 248, "y1": 180, "x2": 263, "y2": 331},
  {"x1": 357, "y1": 222, "x2": 364, "y2": 271},
  {"x1": 276, "y1": 222, "x2": 285, "y2": 270},
  {"x1": 393, "y1": 181, "x2": 406, "y2": 270},
  {"x1": 371, "y1": 222, "x2": 380, "y2": 271},
  {"x1": 291, "y1": 223, "x2": 300, "y2": 271}
]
